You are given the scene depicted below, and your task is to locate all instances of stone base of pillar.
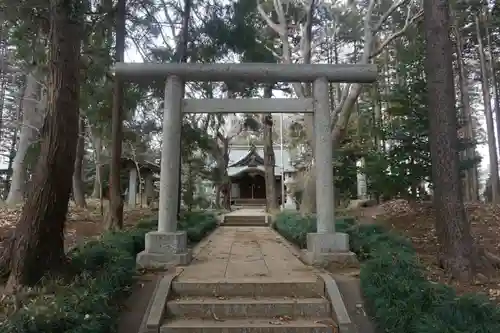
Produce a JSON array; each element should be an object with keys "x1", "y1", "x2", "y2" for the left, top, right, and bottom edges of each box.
[
  {"x1": 136, "y1": 231, "x2": 192, "y2": 269},
  {"x1": 301, "y1": 232, "x2": 358, "y2": 267}
]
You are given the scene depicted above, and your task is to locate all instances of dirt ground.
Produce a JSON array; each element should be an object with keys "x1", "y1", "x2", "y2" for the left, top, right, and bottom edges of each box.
[
  {"x1": 354, "y1": 199, "x2": 500, "y2": 303},
  {"x1": 0, "y1": 199, "x2": 156, "y2": 253},
  {"x1": 0, "y1": 199, "x2": 158, "y2": 325}
]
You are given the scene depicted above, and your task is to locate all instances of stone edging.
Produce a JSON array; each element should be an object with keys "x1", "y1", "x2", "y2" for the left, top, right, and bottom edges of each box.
[
  {"x1": 269, "y1": 227, "x2": 356, "y2": 333},
  {"x1": 138, "y1": 227, "x2": 221, "y2": 332},
  {"x1": 139, "y1": 271, "x2": 180, "y2": 333},
  {"x1": 137, "y1": 275, "x2": 163, "y2": 333},
  {"x1": 318, "y1": 273, "x2": 356, "y2": 333}
]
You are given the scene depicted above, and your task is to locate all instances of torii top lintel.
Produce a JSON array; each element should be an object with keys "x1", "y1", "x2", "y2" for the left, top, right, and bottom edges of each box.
[{"x1": 112, "y1": 62, "x2": 378, "y2": 83}]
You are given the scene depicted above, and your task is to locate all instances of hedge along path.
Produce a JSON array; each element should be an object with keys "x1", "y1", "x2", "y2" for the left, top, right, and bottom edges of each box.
[
  {"x1": 360, "y1": 200, "x2": 500, "y2": 303},
  {"x1": 0, "y1": 212, "x2": 218, "y2": 333},
  {"x1": 0, "y1": 208, "x2": 157, "y2": 323},
  {"x1": 273, "y1": 212, "x2": 500, "y2": 333},
  {"x1": 0, "y1": 219, "x2": 160, "y2": 329}
]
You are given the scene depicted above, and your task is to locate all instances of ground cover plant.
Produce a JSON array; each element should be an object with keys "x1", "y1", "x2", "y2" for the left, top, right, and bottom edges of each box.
[
  {"x1": 0, "y1": 211, "x2": 217, "y2": 333},
  {"x1": 273, "y1": 211, "x2": 500, "y2": 333}
]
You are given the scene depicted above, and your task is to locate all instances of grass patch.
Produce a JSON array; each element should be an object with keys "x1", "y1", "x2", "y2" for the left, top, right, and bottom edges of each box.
[
  {"x1": 273, "y1": 211, "x2": 500, "y2": 333},
  {"x1": 1, "y1": 211, "x2": 218, "y2": 333}
]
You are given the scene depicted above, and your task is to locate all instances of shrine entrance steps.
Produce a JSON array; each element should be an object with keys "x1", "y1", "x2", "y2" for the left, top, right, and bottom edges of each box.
[
  {"x1": 142, "y1": 227, "x2": 350, "y2": 333},
  {"x1": 232, "y1": 198, "x2": 267, "y2": 206},
  {"x1": 222, "y1": 208, "x2": 268, "y2": 226}
]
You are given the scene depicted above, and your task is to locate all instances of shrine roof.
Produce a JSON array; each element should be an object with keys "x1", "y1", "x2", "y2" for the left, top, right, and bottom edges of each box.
[{"x1": 228, "y1": 145, "x2": 295, "y2": 176}]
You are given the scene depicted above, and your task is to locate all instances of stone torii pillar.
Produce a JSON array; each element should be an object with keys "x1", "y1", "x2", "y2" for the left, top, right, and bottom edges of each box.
[
  {"x1": 301, "y1": 78, "x2": 354, "y2": 265},
  {"x1": 113, "y1": 62, "x2": 378, "y2": 269},
  {"x1": 136, "y1": 76, "x2": 189, "y2": 268}
]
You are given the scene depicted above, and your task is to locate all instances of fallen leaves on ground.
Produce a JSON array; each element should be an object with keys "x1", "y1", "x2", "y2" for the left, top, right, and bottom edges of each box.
[
  {"x1": 0, "y1": 199, "x2": 156, "y2": 251},
  {"x1": 357, "y1": 199, "x2": 500, "y2": 303},
  {"x1": 0, "y1": 200, "x2": 156, "y2": 321}
]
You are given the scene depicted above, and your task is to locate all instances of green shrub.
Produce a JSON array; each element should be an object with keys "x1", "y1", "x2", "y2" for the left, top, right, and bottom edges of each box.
[
  {"x1": 346, "y1": 224, "x2": 500, "y2": 333},
  {"x1": 178, "y1": 211, "x2": 218, "y2": 243},
  {"x1": 273, "y1": 212, "x2": 315, "y2": 248},
  {"x1": 273, "y1": 212, "x2": 500, "y2": 333},
  {"x1": 272, "y1": 212, "x2": 355, "y2": 248},
  {"x1": 1, "y1": 211, "x2": 218, "y2": 333},
  {"x1": 3, "y1": 227, "x2": 147, "y2": 333},
  {"x1": 140, "y1": 211, "x2": 218, "y2": 244}
]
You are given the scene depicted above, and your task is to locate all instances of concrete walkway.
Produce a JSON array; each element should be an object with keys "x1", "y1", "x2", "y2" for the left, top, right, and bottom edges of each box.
[{"x1": 176, "y1": 226, "x2": 316, "y2": 282}]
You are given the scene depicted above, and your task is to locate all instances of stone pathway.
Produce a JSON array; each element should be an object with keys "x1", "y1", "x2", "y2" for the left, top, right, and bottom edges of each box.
[
  {"x1": 139, "y1": 225, "x2": 358, "y2": 333},
  {"x1": 177, "y1": 226, "x2": 316, "y2": 282}
]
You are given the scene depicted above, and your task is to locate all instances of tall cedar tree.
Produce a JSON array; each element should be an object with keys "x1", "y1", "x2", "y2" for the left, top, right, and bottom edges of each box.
[
  {"x1": 3, "y1": 0, "x2": 83, "y2": 289},
  {"x1": 106, "y1": 0, "x2": 126, "y2": 230},
  {"x1": 423, "y1": 0, "x2": 475, "y2": 280}
]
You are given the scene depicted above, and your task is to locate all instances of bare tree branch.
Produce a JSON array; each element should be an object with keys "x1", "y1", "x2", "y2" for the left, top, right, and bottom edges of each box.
[
  {"x1": 255, "y1": 38, "x2": 283, "y2": 60},
  {"x1": 372, "y1": 0, "x2": 410, "y2": 34},
  {"x1": 257, "y1": 0, "x2": 305, "y2": 98},
  {"x1": 140, "y1": 2, "x2": 172, "y2": 48},
  {"x1": 256, "y1": 2, "x2": 285, "y2": 35},
  {"x1": 370, "y1": 9, "x2": 424, "y2": 59}
]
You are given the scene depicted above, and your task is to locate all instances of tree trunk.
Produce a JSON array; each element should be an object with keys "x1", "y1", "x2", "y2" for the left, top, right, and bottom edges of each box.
[
  {"x1": 184, "y1": 161, "x2": 195, "y2": 211},
  {"x1": 2, "y1": 83, "x2": 24, "y2": 200},
  {"x1": 423, "y1": 0, "x2": 475, "y2": 281},
  {"x1": 215, "y1": 185, "x2": 221, "y2": 209},
  {"x1": 294, "y1": 0, "x2": 315, "y2": 214},
  {"x1": 0, "y1": 68, "x2": 5, "y2": 139},
  {"x1": 175, "y1": 0, "x2": 192, "y2": 219},
  {"x1": 475, "y1": 13, "x2": 499, "y2": 203},
  {"x1": 485, "y1": 16, "x2": 500, "y2": 185},
  {"x1": 454, "y1": 25, "x2": 479, "y2": 201},
  {"x1": 383, "y1": 48, "x2": 392, "y2": 152},
  {"x1": 0, "y1": 22, "x2": 9, "y2": 139},
  {"x1": 72, "y1": 116, "x2": 86, "y2": 207},
  {"x1": 372, "y1": 83, "x2": 382, "y2": 150},
  {"x1": 90, "y1": 134, "x2": 102, "y2": 198},
  {"x1": 4, "y1": 0, "x2": 82, "y2": 289},
  {"x1": 221, "y1": 143, "x2": 231, "y2": 211},
  {"x1": 263, "y1": 85, "x2": 277, "y2": 212},
  {"x1": 3, "y1": 130, "x2": 18, "y2": 200},
  {"x1": 222, "y1": 182, "x2": 231, "y2": 210},
  {"x1": 105, "y1": 0, "x2": 126, "y2": 230},
  {"x1": 299, "y1": 165, "x2": 316, "y2": 214},
  {"x1": 6, "y1": 72, "x2": 45, "y2": 205},
  {"x1": 215, "y1": 138, "x2": 231, "y2": 211}
]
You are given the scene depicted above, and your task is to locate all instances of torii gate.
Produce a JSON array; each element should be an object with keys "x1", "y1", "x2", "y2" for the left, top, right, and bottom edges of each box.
[{"x1": 113, "y1": 62, "x2": 378, "y2": 268}]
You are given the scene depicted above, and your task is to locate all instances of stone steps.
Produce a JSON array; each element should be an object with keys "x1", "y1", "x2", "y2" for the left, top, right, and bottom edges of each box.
[
  {"x1": 223, "y1": 215, "x2": 267, "y2": 226},
  {"x1": 160, "y1": 279, "x2": 337, "y2": 333},
  {"x1": 171, "y1": 279, "x2": 323, "y2": 297},
  {"x1": 233, "y1": 198, "x2": 267, "y2": 206},
  {"x1": 167, "y1": 297, "x2": 330, "y2": 319},
  {"x1": 160, "y1": 318, "x2": 336, "y2": 333}
]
